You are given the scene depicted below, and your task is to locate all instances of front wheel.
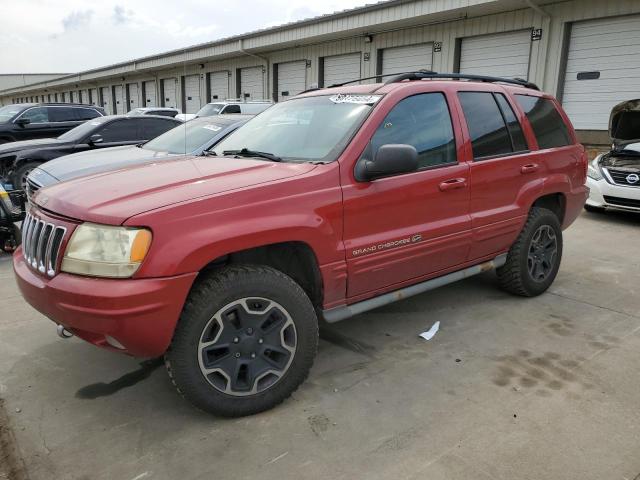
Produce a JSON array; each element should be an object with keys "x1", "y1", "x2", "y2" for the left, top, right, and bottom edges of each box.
[
  {"x1": 165, "y1": 265, "x2": 318, "y2": 417},
  {"x1": 12, "y1": 161, "x2": 41, "y2": 192},
  {"x1": 497, "y1": 207, "x2": 563, "y2": 297}
]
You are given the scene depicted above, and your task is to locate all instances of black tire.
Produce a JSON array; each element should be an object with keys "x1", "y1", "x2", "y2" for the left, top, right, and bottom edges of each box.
[
  {"x1": 12, "y1": 161, "x2": 41, "y2": 192},
  {"x1": 584, "y1": 204, "x2": 605, "y2": 213},
  {"x1": 497, "y1": 207, "x2": 563, "y2": 297},
  {"x1": 165, "y1": 265, "x2": 318, "y2": 417}
]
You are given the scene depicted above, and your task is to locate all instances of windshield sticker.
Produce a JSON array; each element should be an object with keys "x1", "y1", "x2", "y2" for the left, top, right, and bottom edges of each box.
[
  {"x1": 329, "y1": 94, "x2": 381, "y2": 105},
  {"x1": 203, "y1": 125, "x2": 222, "y2": 132}
]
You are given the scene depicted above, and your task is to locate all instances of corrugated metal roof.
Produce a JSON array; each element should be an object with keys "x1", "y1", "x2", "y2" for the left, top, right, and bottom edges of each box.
[{"x1": 0, "y1": 0, "x2": 477, "y2": 94}]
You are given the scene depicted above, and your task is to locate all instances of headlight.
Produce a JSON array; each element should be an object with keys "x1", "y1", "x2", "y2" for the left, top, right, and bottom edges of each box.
[
  {"x1": 61, "y1": 223, "x2": 152, "y2": 278},
  {"x1": 587, "y1": 161, "x2": 603, "y2": 181}
]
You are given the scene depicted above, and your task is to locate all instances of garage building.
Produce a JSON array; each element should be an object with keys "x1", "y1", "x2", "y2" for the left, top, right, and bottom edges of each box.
[{"x1": 1, "y1": 0, "x2": 639, "y2": 144}]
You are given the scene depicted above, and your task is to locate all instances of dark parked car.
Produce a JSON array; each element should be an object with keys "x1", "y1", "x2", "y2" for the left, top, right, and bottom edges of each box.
[
  {"x1": 0, "y1": 115, "x2": 181, "y2": 190},
  {"x1": 27, "y1": 115, "x2": 252, "y2": 197},
  {"x1": 126, "y1": 107, "x2": 180, "y2": 118},
  {"x1": 0, "y1": 103, "x2": 106, "y2": 144}
]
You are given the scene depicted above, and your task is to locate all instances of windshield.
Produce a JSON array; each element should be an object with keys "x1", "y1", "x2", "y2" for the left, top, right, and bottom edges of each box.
[
  {"x1": 211, "y1": 95, "x2": 378, "y2": 162},
  {"x1": 57, "y1": 118, "x2": 106, "y2": 142},
  {"x1": 0, "y1": 105, "x2": 24, "y2": 124},
  {"x1": 143, "y1": 119, "x2": 230, "y2": 154},
  {"x1": 195, "y1": 104, "x2": 225, "y2": 117}
]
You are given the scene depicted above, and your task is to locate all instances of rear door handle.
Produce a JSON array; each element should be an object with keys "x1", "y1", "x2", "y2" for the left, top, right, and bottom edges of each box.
[
  {"x1": 521, "y1": 163, "x2": 539, "y2": 174},
  {"x1": 439, "y1": 178, "x2": 467, "y2": 191}
]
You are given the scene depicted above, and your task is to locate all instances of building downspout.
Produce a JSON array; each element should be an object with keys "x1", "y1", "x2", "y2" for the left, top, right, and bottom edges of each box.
[{"x1": 238, "y1": 39, "x2": 269, "y2": 100}]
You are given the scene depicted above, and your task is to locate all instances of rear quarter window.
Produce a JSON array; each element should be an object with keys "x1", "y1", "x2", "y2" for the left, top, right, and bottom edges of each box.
[{"x1": 515, "y1": 95, "x2": 572, "y2": 149}]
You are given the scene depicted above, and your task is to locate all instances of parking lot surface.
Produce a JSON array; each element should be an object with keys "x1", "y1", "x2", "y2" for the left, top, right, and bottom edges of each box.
[{"x1": 1, "y1": 210, "x2": 639, "y2": 480}]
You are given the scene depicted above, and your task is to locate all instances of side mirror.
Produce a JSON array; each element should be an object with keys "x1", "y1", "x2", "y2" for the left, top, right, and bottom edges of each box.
[
  {"x1": 89, "y1": 134, "x2": 104, "y2": 145},
  {"x1": 355, "y1": 144, "x2": 419, "y2": 181},
  {"x1": 15, "y1": 117, "x2": 31, "y2": 127}
]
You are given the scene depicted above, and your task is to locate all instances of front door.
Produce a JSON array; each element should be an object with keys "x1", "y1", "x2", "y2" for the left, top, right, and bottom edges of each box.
[{"x1": 342, "y1": 92, "x2": 472, "y2": 299}]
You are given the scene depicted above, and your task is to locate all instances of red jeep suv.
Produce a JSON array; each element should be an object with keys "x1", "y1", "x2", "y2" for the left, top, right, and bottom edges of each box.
[{"x1": 14, "y1": 72, "x2": 588, "y2": 417}]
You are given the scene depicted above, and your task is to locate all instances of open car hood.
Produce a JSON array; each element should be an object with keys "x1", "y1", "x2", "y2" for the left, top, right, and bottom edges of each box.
[{"x1": 609, "y1": 99, "x2": 640, "y2": 146}]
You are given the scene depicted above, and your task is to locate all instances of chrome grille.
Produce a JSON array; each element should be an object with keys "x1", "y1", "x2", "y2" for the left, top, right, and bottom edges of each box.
[
  {"x1": 21, "y1": 212, "x2": 67, "y2": 277},
  {"x1": 604, "y1": 167, "x2": 640, "y2": 187}
]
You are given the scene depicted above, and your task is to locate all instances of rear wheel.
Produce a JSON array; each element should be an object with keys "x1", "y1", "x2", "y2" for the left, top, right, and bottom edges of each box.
[
  {"x1": 165, "y1": 265, "x2": 318, "y2": 417},
  {"x1": 12, "y1": 161, "x2": 41, "y2": 192},
  {"x1": 497, "y1": 207, "x2": 563, "y2": 297}
]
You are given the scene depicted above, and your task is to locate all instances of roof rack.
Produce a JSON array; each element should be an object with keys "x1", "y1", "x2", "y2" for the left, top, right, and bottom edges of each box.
[
  {"x1": 328, "y1": 70, "x2": 436, "y2": 88},
  {"x1": 326, "y1": 69, "x2": 538, "y2": 91},
  {"x1": 382, "y1": 71, "x2": 539, "y2": 90}
]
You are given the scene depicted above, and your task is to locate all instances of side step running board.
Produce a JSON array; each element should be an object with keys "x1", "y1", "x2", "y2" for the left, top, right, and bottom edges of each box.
[{"x1": 322, "y1": 254, "x2": 508, "y2": 323}]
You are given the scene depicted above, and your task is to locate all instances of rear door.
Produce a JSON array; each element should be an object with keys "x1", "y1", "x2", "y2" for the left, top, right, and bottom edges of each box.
[
  {"x1": 457, "y1": 90, "x2": 547, "y2": 260},
  {"x1": 137, "y1": 118, "x2": 179, "y2": 141},
  {"x1": 342, "y1": 92, "x2": 471, "y2": 298},
  {"x1": 92, "y1": 119, "x2": 144, "y2": 147}
]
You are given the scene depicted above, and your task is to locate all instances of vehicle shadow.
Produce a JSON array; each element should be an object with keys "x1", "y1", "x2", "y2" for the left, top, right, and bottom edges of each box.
[{"x1": 582, "y1": 208, "x2": 640, "y2": 226}]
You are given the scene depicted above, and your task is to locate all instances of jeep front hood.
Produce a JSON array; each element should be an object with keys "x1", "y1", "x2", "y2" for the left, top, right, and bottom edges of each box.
[{"x1": 33, "y1": 155, "x2": 317, "y2": 225}]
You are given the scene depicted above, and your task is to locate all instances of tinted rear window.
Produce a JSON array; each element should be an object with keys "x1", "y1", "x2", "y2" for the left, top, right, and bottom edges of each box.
[
  {"x1": 458, "y1": 92, "x2": 512, "y2": 159},
  {"x1": 515, "y1": 95, "x2": 572, "y2": 149}
]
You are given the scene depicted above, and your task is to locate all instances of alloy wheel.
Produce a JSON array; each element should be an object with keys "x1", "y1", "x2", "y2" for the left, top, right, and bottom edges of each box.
[
  {"x1": 198, "y1": 297, "x2": 297, "y2": 396},
  {"x1": 527, "y1": 225, "x2": 558, "y2": 282}
]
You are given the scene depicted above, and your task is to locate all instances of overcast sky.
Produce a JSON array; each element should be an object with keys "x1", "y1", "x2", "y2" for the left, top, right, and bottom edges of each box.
[{"x1": 1, "y1": 0, "x2": 371, "y2": 74}]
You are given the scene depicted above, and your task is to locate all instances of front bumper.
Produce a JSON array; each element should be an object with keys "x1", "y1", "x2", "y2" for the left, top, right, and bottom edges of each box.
[
  {"x1": 13, "y1": 248, "x2": 197, "y2": 357},
  {"x1": 586, "y1": 177, "x2": 640, "y2": 212}
]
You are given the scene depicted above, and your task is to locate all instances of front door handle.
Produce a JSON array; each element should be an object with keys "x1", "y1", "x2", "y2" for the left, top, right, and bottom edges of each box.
[
  {"x1": 439, "y1": 178, "x2": 467, "y2": 191},
  {"x1": 521, "y1": 163, "x2": 539, "y2": 174}
]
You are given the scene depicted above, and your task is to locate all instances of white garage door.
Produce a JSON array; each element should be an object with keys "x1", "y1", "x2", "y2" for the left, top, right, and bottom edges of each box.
[
  {"x1": 127, "y1": 83, "x2": 140, "y2": 111},
  {"x1": 240, "y1": 67, "x2": 264, "y2": 100},
  {"x1": 162, "y1": 78, "x2": 177, "y2": 108},
  {"x1": 113, "y1": 85, "x2": 124, "y2": 114},
  {"x1": 562, "y1": 15, "x2": 640, "y2": 130},
  {"x1": 460, "y1": 30, "x2": 531, "y2": 79},
  {"x1": 89, "y1": 88, "x2": 98, "y2": 106},
  {"x1": 382, "y1": 43, "x2": 433, "y2": 76},
  {"x1": 323, "y1": 53, "x2": 361, "y2": 87},
  {"x1": 144, "y1": 81, "x2": 156, "y2": 107},
  {"x1": 100, "y1": 87, "x2": 112, "y2": 114},
  {"x1": 277, "y1": 61, "x2": 307, "y2": 101},
  {"x1": 80, "y1": 89, "x2": 89, "y2": 104},
  {"x1": 209, "y1": 71, "x2": 229, "y2": 101},
  {"x1": 184, "y1": 74, "x2": 202, "y2": 113}
]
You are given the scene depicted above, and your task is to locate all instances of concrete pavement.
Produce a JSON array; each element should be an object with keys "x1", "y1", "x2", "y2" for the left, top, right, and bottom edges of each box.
[{"x1": 1, "y1": 209, "x2": 639, "y2": 480}]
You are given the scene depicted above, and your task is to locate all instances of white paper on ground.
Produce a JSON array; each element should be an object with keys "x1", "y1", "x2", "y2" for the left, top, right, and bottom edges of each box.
[{"x1": 419, "y1": 321, "x2": 440, "y2": 341}]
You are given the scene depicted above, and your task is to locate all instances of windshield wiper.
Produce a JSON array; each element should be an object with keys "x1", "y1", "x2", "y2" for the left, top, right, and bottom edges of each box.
[
  {"x1": 223, "y1": 148, "x2": 282, "y2": 162},
  {"x1": 202, "y1": 150, "x2": 217, "y2": 157}
]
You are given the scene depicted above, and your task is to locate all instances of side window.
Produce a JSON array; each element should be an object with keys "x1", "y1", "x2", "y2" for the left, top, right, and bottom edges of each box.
[
  {"x1": 223, "y1": 105, "x2": 241, "y2": 114},
  {"x1": 74, "y1": 108, "x2": 101, "y2": 121},
  {"x1": 20, "y1": 107, "x2": 49, "y2": 123},
  {"x1": 48, "y1": 107, "x2": 77, "y2": 122},
  {"x1": 458, "y1": 92, "x2": 513, "y2": 160},
  {"x1": 370, "y1": 93, "x2": 457, "y2": 169},
  {"x1": 494, "y1": 94, "x2": 528, "y2": 152},
  {"x1": 138, "y1": 119, "x2": 175, "y2": 139},
  {"x1": 97, "y1": 120, "x2": 140, "y2": 142},
  {"x1": 515, "y1": 95, "x2": 572, "y2": 149}
]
